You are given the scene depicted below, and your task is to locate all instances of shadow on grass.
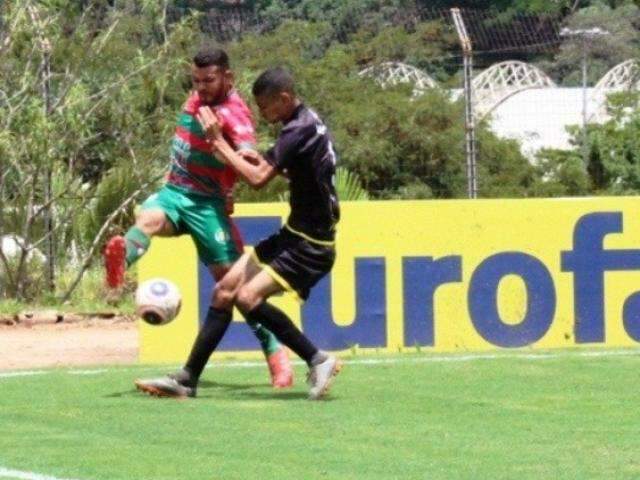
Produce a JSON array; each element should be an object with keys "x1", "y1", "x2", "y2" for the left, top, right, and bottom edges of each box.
[
  {"x1": 198, "y1": 379, "x2": 268, "y2": 391},
  {"x1": 105, "y1": 387, "x2": 337, "y2": 401},
  {"x1": 103, "y1": 379, "x2": 313, "y2": 401},
  {"x1": 197, "y1": 380, "x2": 312, "y2": 400},
  {"x1": 236, "y1": 390, "x2": 337, "y2": 401},
  {"x1": 104, "y1": 389, "x2": 142, "y2": 398}
]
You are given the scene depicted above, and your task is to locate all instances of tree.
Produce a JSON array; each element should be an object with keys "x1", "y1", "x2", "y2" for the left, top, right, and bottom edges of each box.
[
  {"x1": 581, "y1": 92, "x2": 640, "y2": 194},
  {"x1": 229, "y1": 20, "x2": 538, "y2": 199},
  {"x1": 542, "y1": 3, "x2": 640, "y2": 85},
  {"x1": 0, "y1": 0, "x2": 198, "y2": 300},
  {"x1": 534, "y1": 92, "x2": 640, "y2": 196}
]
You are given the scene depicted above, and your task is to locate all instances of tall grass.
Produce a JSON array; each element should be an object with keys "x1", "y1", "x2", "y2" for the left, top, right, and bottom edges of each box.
[{"x1": 0, "y1": 265, "x2": 135, "y2": 315}]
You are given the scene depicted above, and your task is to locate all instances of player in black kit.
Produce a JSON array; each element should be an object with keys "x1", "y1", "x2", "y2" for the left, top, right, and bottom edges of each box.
[{"x1": 139, "y1": 67, "x2": 342, "y2": 400}]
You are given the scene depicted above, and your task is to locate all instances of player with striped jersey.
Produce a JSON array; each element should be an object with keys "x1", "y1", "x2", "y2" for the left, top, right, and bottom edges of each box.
[{"x1": 104, "y1": 48, "x2": 293, "y2": 391}]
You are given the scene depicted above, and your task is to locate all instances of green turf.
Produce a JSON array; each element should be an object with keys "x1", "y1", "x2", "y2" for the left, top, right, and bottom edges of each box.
[{"x1": 1, "y1": 351, "x2": 639, "y2": 480}]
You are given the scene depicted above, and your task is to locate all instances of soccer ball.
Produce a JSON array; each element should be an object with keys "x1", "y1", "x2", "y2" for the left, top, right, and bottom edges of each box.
[{"x1": 135, "y1": 278, "x2": 182, "y2": 326}]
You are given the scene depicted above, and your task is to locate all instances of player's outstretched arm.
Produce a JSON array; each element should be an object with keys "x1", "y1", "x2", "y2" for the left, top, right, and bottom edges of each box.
[
  {"x1": 215, "y1": 141, "x2": 276, "y2": 189},
  {"x1": 197, "y1": 105, "x2": 277, "y2": 189}
]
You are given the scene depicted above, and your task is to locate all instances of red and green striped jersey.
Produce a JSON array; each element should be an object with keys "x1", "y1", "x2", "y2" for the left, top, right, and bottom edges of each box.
[{"x1": 167, "y1": 90, "x2": 256, "y2": 198}]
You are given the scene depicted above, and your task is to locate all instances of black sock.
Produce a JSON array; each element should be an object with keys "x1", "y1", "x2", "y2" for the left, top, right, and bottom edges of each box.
[
  {"x1": 244, "y1": 302, "x2": 318, "y2": 365},
  {"x1": 183, "y1": 307, "x2": 232, "y2": 386}
]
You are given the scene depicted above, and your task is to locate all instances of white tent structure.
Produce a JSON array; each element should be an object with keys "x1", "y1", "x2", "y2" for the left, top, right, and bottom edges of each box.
[
  {"x1": 489, "y1": 87, "x2": 598, "y2": 157},
  {"x1": 358, "y1": 61, "x2": 438, "y2": 97},
  {"x1": 360, "y1": 59, "x2": 640, "y2": 160},
  {"x1": 589, "y1": 59, "x2": 640, "y2": 122},
  {"x1": 472, "y1": 61, "x2": 556, "y2": 120},
  {"x1": 593, "y1": 59, "x2": 640, "y2": 94},
  {"x1": 490, "y1": 60, "x2": 640, "y2": 159}
]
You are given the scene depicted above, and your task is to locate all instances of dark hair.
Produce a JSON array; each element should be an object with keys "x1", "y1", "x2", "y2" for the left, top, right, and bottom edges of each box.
[
  {"x1": 193, "y1": 48, "x2": 229, "y2": 69},
  {"x1": 252, "y1": 67, "x2": 295, "y2": 97}
]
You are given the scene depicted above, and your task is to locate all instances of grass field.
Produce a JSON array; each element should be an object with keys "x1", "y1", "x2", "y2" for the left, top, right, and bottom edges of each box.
[{"x1": 1, "y1": 350, "x2": 640, "y2": 480}]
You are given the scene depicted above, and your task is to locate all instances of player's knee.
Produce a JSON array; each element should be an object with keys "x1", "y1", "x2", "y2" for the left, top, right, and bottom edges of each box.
[
  {"x1": 212, "y1": 283, "x2": 235, "y2": 309},
  {"x1": 135, "y1": 211, "x2": 165, "y2": 236},
  {"x1": 236, "y1": 286, "x2": 262, "y2": 312}
]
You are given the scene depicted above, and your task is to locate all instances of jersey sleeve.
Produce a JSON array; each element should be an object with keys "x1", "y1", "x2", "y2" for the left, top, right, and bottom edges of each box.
[{"x1": 217, "y1": 104, "x2": 256, "y2": 151}]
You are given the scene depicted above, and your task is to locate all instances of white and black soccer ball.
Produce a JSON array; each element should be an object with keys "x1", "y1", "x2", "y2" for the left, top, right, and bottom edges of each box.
[{"x1": 135, "y1": 278, "x2": 182, "y2": 326}]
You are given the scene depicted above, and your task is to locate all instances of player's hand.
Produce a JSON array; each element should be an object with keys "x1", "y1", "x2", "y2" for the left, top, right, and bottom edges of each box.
[{"x1": 196, "y1": 106, "x2": 223, "y2": 142}]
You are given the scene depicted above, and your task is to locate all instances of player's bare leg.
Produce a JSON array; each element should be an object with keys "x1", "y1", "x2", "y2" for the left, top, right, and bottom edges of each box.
[
  {"x1": 135, "y1": 253, "x2": 288, "y2": 398},
  {"x1": 236, "y1": 270, "x2": 341, "y2": 400},
  {"x1": 135, "y1": 255, "x2": 249, "y2": 398},
  {"x1": 209, "y1": 262, "x2": 293, "y2": 388},
  {"x1": 104, "y1": 209, "x2": 174, "y2": 291}
]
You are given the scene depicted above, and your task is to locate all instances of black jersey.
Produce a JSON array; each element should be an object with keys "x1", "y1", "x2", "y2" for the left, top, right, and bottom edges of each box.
[{"x1": 265, "y1": 104, "x2": 340, "y2": 242}]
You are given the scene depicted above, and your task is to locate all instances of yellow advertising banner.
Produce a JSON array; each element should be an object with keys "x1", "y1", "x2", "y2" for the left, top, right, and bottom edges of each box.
[{"x1": 140, "y1": 197, "x2": 640, "y2": 363}]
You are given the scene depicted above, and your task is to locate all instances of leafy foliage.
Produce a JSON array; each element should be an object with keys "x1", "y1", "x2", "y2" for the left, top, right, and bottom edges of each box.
[
  {"x1": 3, "y1": 0, "x2": 640, "y2": 302},
  {"x1": 0, "y1": 0, "x2": 196, "y2": 299},
  {"x1": 229, "y1": 21, "x2": 536, "y2": 199},
  {"x1": 542, "y1": 3, "x2": 640, "y2": 85},
  {"x1": 334, "y1": 167, "x2": 370, "y2": 201},
  {"x1": 535, "y1": 92, "x2": 640, "y2": 196}
]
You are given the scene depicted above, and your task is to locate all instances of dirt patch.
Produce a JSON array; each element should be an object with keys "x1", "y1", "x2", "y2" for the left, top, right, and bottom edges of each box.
[{"x1": 0, "y1": 316, "x2": 138, "y2": 371}]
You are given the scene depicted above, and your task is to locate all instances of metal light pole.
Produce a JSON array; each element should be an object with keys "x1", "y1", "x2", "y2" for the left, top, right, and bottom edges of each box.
[
  {"x1": 560, "y1": 27, "x2": 610, "y2": 166},
  {"x1": 451, "y1": 8, "x2": 477, "y2": 199}
]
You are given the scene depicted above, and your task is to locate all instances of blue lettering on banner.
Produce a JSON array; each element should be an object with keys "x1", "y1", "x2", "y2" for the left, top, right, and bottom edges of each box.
[
  {"x1": 468, "y1": 252, "x2": 556, "y2": 348},
  {"x1": 190, "y1": 210, "x2": 640, "y2": 352},
  {"x1": 561, "y1": 212, "x2": 640, "y2": 343},
  {"x1": 302, "y1": 258, "x2": 387, "y2": 350},
  {"x1": 403, "y1": 256, "x2": 462, "y2": 347},
  {"x1": 198, "y1": 216, "x2": 282, "y2": 351}
]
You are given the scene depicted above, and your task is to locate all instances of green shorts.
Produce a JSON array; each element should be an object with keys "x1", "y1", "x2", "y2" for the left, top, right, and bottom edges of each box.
[{"x1": 140, "y1": 184, "x2": 242, "y2": 265}]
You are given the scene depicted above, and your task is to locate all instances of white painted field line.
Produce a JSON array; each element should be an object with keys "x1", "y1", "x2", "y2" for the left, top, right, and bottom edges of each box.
[
  {"x1": 67, "y1": 369, "x2": 108, "y2": 376},
  {"x1": 0, "y1": 349, "x2": 638, "y2": 380},
  {"x1": 345, "y1": 349, "x2": 639, "y2": 365},
  {"x1": 0, "y1": 370, "x2": 46, "y2": 379},
  {"x1": 203, "y1": 348, "x2": 639, "y2": 369},
  {"x1": 0, "y1": 466, "x2": 85, "y2": 480}
]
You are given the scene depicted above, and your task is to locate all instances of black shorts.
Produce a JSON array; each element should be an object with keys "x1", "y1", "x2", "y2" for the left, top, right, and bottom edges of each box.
[{"x1": 253, "y1": 227, "x2": 336, "y2": 301}]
